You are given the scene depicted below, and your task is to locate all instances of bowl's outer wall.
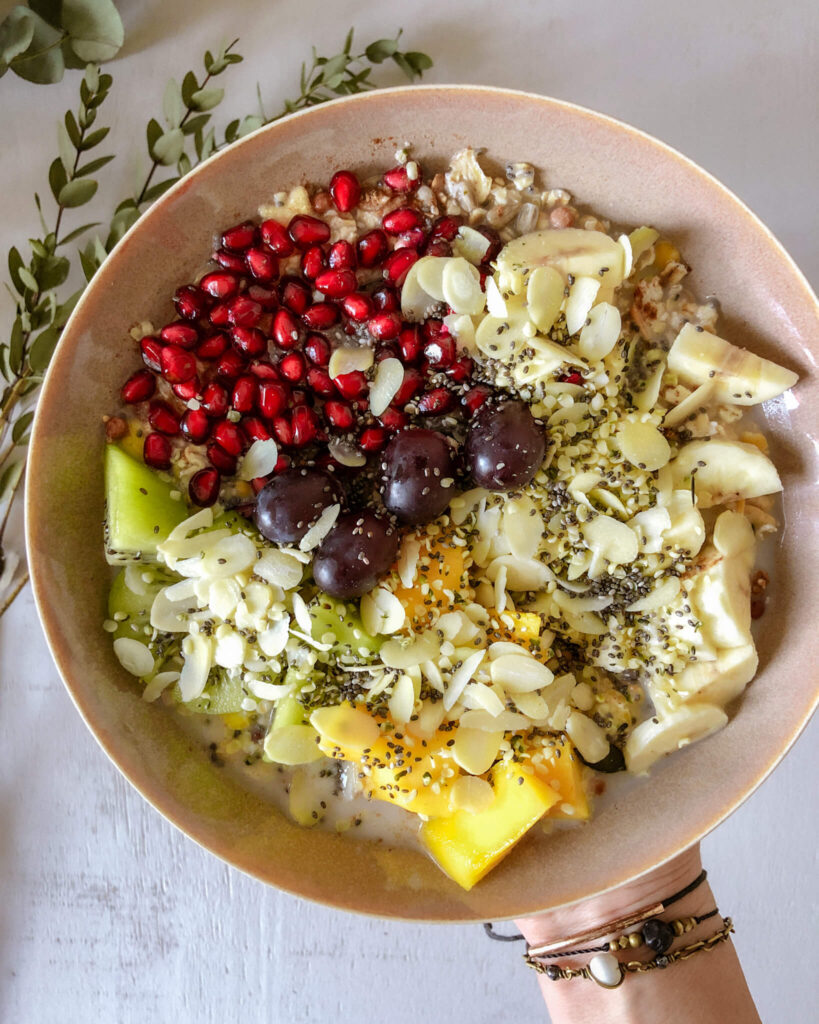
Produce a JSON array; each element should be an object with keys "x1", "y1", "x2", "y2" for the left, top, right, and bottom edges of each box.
[{"x1": 26, "y1": 87, "x2": 819, "y2": 921}]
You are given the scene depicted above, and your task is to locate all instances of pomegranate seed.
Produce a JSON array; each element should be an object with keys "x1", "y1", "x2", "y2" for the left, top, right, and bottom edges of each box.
[
  {"x1": 160, "y1": 344, "x2": 196, "y2": 383},
  {"x1": 200, "y1": 271, "x2": 240, "y2": 300},
  {"x1": 212, "y1": 248, "x2": 246, "y2": 273},
  {"x1": 274, "y1": 453, "x2": 291, "y2": 473},
  {"x1": 395, "y1": 227, "x2": 427, "y2": 250},
  {"x1": 148, "y1": 400, "x2": 180, "y2": 435},
  {"x1": 181, "y1": 407, "x2": 210, "y2": 444},
  {"x1": 559, "y1": 371, "x2": 584, "y2": 385},
  {"x1": 305, "y1": 366, "x2": 336, "y2": 397},
  {"x1": 173, "y1": 285, "x2": 210, "y2": 321},
  {"x1": 424, "y1": 238, "x2": 452, "y2": 258},
  {"x1": 213, "y1": 419, "x2": 246, "y2": 456},
  {"x1": 260, "y1": 219, "x2": 295, "y2": 256},
  {"x1": 189, "y1": 467, "x2": 221, "y2": 507},
  {"x1": 272, "y1": 415, "x2": 293, "y2": 446},
  {"x1": 249, "y1": 360, "x2": 280, "y2": 380},
  {"x1": 251, "y1": 477, "x2": 269, "y2": 494},
  {"x1": 383, "y1": 165, "x2": 419, "y2": 193},
  {"x1": 447, "y1": 356, "x2": 474, "y2": 382},
  {"x1": 431, "y1": 215, "x2": 462, "y2": 241},
  {"x1": 288, "y1": 214, "x2": 330, "y2": 249},
  {"x1": 140, "y1": 338, "x2": 163, "y2": 373},
  {"x1": 383, "y1": 248, "x2": 419, "y2": 287},
  {"x1": 121, "y1": 369, "x2": 155, "y2": 404},
  {"x1": 418, "y1": 388, "x2": 455, "y2": 415},
  {"x1": 367, "y1": 311, "x2": 402, "y2": 341},
  {"x1": 382, "y1": 207, "x2": 423, "y2": 234},
  {"x1": 245, "y1": 247, "x2": 278, "y2": 282},
  {"x1": 399, "y1": 325, "x2": 422, "y2": 363},
  {"x1": 375, "y1": 342, "x2": 400, "y2": 362},
  {"x1": 302, "y1": 302, "x2": 338, "y2": 329},
  {"x1": 226, "y1": 295, "x2": 262, "y2": 328},
  {"x1": 314, "y1": 268, "x2": 356, "y2": 299},
  {"x1": 196, "y1": 332, "x2": 229, "y2": 360},
  {"x1": 341, "y1": 292, "x2": 373, "y2": 322},
  {"x1": 357, "y1": 229, "x2": 389, "y2": 268},
  {"x1": 329, "y1": 170, "x2": 361, "y2": 212},
  {"x1": 378, "y1": 407, "x2": 409, "y2": 431},
  {"x1": 209, "y1": 302, "x2": 231, "y2": 328},
  {"x1": 207, "y1": 442, "x2": 237, "y2": 474},
  {"x1": 328, "y1": 240, "x2": 357, "y2": 270},
  {"x1": 160, "y1": 321, "x2": 199, "y2": 348},
  {"x1": 221, "y1": 221, "x2": 258, "y2": 252},
  {"x1": 301, "y1": 245, "x2": 326, "y2": 280},
  {"x1": 476, "y1": 225, "x2": 502, "y2": 264},
  {"x1": 324, "y1": 400, "x2": 354, "y2": 430},
  {"x1": 143, "y1": 432, "x2": 172, "y2": 470},
  {"x1": 215, "y1": 349, "x2": 246, "y2": 380},
  {"x1": 372, "y1": 285, "x2": 400, "y2": 312},
  {"x1": 232, "y1": 375, "x2": 258, "y2": 413},
  {"x1": 334, "y1": 370, "x2": 368, "y2": 400},
  {"x1": 272, "y1": 308, "x2": 302, "y2": 349},
  {"x1": 242, "y1": 416, "x2": 271, "y2": 442},
  {"x1": 424, "y1": 333, "x2": 456, "y2": 368},
  {"x1": 291, "y1": 405, "x2": 320, "y2": 446},
  {"x1": 247, "y1": 284, "x2": 278, "y2": 310},
  {"x1": 305, "y1": 334, "x2": 331, "y2": 366},
  {"x1": 231, "y1": 326, "x2": 267, "y2": 358},
  {"x1": 392, "y1": 367, "x2": 424, "y2": 406},
  {"x1": 257, "y1": 380, "x2": 289, "y2": 418},
  {"x1": 279, "y1": 352, "x2": 306, "y2": 383},
  {"x1": 279, "y1": 275, "x2": 312, "y2": 314},
  {"x1": 172, "y1": 379, "x2": 199, "y2": 401},
  {"x1": 359, "y1": 427, "x2": 388, "y2": 452},
  {"x1": 201, "y1": 382, "x2": 230, "y2": 418},
  {"x1": 463, "y1": 384, "x2": 492, "y2": 415}
]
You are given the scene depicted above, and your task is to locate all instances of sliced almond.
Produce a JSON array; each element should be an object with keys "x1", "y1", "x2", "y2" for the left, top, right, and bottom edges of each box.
[
  {"x1": 239, "y1": 438, "x2": 279, "y2": 481},
  {"x1": 416, "y1": 255, "x2": 447, "y2": 300},
  {"x1": 453, "y1": 726, "x2": 503, "y2": 776},
  {"x1": 328, "y1": 345, "x2": 374, "y2": 380},
  {"x1": 564, "y1": 276, "x2": 601, "y2": 336},
  {"x1": 449, "y1": 774, "x2": 495, "y2": 814},
  {"x1": 578, "y1": 301, "x2": 621, "y2": 361},
  {"x1": 388, "y1": 673, "x2": 416, "y2": 725},
  {"x1": 619, "y1": 420, "x2": 671, "y2": 471},
  {"x1": 442, "y1": 257, "x2": 485, "y2": 316},
  {"x1": 113, "y1": 637, "x2": 155, "y2": 678},
  {"x1": 566, "y1": 710, "x2": 610, "y2": 763},
  {"x1": 369, "y1": 358, "x2": 404, "y2": 417},
  {"x1": 360, "y1": 587, "x2": 406, "y2": 636},
  {"x1": 444, "y1": 649, "x2": 487, "y2": 711},
  {"x1": 526, "y1": 265, "x2": 564, "y2": 332},
  {"x1": 490, "y1": 654, "x2": 554, "y2": 692},
  {"x1": 263, "y1": 724, "x2": 324, "y2": 765},
  {"x1": 310, "y1": 703, "x2": 380, "y2": 752},
  {"x1": 380, "y1": 631, "x2": 441, "y2": 669}
]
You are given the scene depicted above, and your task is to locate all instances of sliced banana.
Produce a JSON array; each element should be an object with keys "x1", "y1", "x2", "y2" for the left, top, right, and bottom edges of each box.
[
  {"x1": 664, "y1": 490, "x2": 706, "y2": 555},
  {"x1": 496, "y1": 228, "x2": 625, "y2": 290},
  {"x1": 690, "y1": 551, "x2": 753, "y2": 649},
  {"x1": 668, "y1": 323, "x2": 798, "y2": 406},
  {"x1": 671, "y1": 439, "x2": 782, "y2": 508},
  {"x1": 628, "y1": 226, "x2": 660, "y2": 268},
  {"x1": 672, "y1": 643, "x2": 758, "y2": 706},
  {"x1": 625, "y1": 702, "x2": 728, "y2": 774}
]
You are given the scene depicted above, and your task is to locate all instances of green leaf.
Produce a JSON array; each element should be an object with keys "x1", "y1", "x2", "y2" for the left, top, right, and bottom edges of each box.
[
  {"x1": 152, "y1": 128, "x2": 184, "y2": 166},
  {"x1": 75, "y1": 153, "x2": 114, "y2": 175},
  {"x1": 10, "y1": 9, "x2": 65, "y2": 84},
  {"x1": 146, "y1": 117, "x2": 163, "y2": 155},
  {"x1": 237, "y1": 115, "x2": 263, "y2": 139},
  {"x1": 79, "y1": 235, "x2": 107, "y2": 281},
  {"x1": 28, "y1": 325, "x2": 60, "y2": 373},
  {"x1": 58, "y1": 177, "x2": 97, "y2": 207},
  {"x1": 321, "y1": 52, "x2": 349, "y2": 85},
  {"x1": 106, "y1": 204, "x2": 140, "y2": 247},
  {"x1": 181, "y1": 114, "x2": 209, "y2": 137},
  {"x1": 8, "y1": 247, "x2": 25, "y2": 295},
  {"x1": 199, "y1": 127, "x2": 215, "y2": 161},
  {"x1": 57, "y1": 221, "x2": 99, "y2": 245},
  {"x1": 177, "y1": 152, "x2": 191, "y2": 176},
  {"x1": 163, "y1": 77, "x2": 184, "y2": 128},
  {"x1": 181, "y1": 70, "x2": 198, "y2": 107},
  {"x1": 18, "y1": 267, "x2": 39, "y2": 292},
  {"x1": 391, "y1": 53, "x2": 413, "y2": 80},
  {"x1": 9, "y1": 318, "x2": 25, "y2": 374},
  {"x1": 141, "y1": 178, "x2": 178, "y2": 204},
  {"x1": 0, "y1": 8, "x2": 35, "y2": 64},
  {"x1": 29, "y1": 239, "x2": 48, "y2": 258},
  {"x1": 343, "y1": 27, "x2": 354, "y2": 54},
  {"x1": 365, "y1": 38, "x2": 398, "y2": 64},
  {"x1": 83, "y1": 61, "x2": 99, "y2": 91},
  {"x1": 60, "y1": 35, "x2": 86, "y2": 70},
  {"x1": 64, "y1": 108, "x2": 82, "y2": 147},
  {"x1": 12, "y1": 409, "x2": 35, "y2": 445},
  {"x1": 29, "y1": 0, "x2": 62, "y2": 29},
  {"x1": 0, "y1": 459, "x2": 25, "y2": 505},
  {"x1": 224, "y1": 119, "x2": 239, "y2": 145},
  {"x1": 190, "y1": 87, "x2": 224, "y2": 112},
  {"x1": 80, "y1": 125, "x2": 109, "y2": 150},
  {"x1": 49, "y1": 156, "x2": 68, "y2": 203},
  {"x1": 38, "y1": 253, "x2": 69, "y2": 288},
  {"x1": 53, "y1": 288, "x2": 83, "y2": 327},
  {"x1": 57, "y1": 121, "x2": 75, "y2": 174},
  {"x1": 403, "y1": 51, "x2": 433, "y2": 75},
  {"x1": 63, "y1": 0, "x2": 124, "y2": 63}
]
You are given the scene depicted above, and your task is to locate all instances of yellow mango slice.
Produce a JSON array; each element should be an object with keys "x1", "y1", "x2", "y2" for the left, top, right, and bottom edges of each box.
[
  {"x1": 420, "y1": 760, "x2": 559, "y2": 891},
  {"x1": 535, "y1": 737, "x2": 590, "y2": 821},
  {"x1": 392, "y1": 537, "x2": 471, "y2": 629}
]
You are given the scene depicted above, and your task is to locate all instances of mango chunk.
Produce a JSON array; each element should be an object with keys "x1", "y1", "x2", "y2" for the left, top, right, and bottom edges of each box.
[
  {"x1": 420, "y1": 760, "x2": 559, "y2": 891},
  {"x1": 392, "y1": 537, "x2": 471, "y2": 628},
  {"x1": 535, "y1": 737, "x2": 590, "y2": 821}
]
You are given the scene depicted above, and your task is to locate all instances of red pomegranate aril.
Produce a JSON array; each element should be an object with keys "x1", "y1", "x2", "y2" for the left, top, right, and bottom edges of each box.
[
  {"x1": 399, "y1": 325, "x2": 422, "y2": 363},
  {"x1": 173, "y1": 284, "x2": 210, "y2": 321},
  {"x1": 121, "y1": 369, "x2": 156, "y2": 404},
  {"x1": 291, "y1": 405, "x2": 320, "y2": 446},
  {"x1": 221, "y1": 221, "x2": 258, "y2": 252},
  {"x1": 383, "y1": 247, "x2": 419, "y2": 287},
  {"x1": 324, "y1": 400, "x2": 354, "y2": 430},
  {"x1": 367, "y1": 311, "x2": 402, "y2": 341},
  {"x1": 447, "y1": 356, "x2": 474, "y2": 382},
  {"x1": 288, "y1": 214, "x2": 330, "y2": 249},
  {"x1": 260, "y1": 218, "x2": 295, "y2": 256},
  {"x1": 181, "y1": 407, "x2": 211, "y2": 444},
  {"x1": 172, "y1": 379, "x2": 199, "y2": 401},
  {"x1": 247, "y1": 284, "x2": 278, "y2": 310},
  {"x1": 382, "y1": 207, "x2": 423, "y2": 234},
  {"x1": 272, "y1": 308, "x2": 302, "y2": 349},
  {"x1": 160, "y1": 344, "x2": 197, "y2": 383},
  {"x1": 431, "y1": 215, "x2": 462, "y2": 241},
  {"x1": 463, "y1": 384, "x2": 493, "y2": 415},
  {"x1": 424, "y1": 333, "x2": 456, "y2": 368},
  {"x1": 477, "y1": 225, "x2": 502, "y2": 264},
  {"x1": 212, "y1": 248, "x2": 246, "y2": 273},
  {"x1": 160, "y1": 321, "x2": 199, "y2": 348},
  {"x1": 213, "y1": 419, "x2": 246, "y2": 456},
  {"x1": 207, "y1": 442, "x2": 237, "y2": 474},
  {"x1": 559, "y1": 371, "x2": 584, "y2": 385},
  {"x1": 424, "y1": 238, "x2": 452, "y2": 258},
  {"x1": 209, "y1": 302, "x2": 231, "y2": 328},
  {"x1": 301, "y1": 245, "x2": 326, "y2": 280},
  {"x1": 201, "y1": 382, "x2": 230, "y2": 418},
  {"x1": 304, "y1": 333, "x2": 331, "y2": 366},
  {"x1": 357, "y1": 229, "x2": 389, "y2": 268},
  {"x1": 279, "y1": 351, "x2": 306, "y2": 383},
  {"x1": 215, "y1": 349, "x2": 247, "y2": 380},
  {"x1": 315, "y1": 268, "x2": 356, "y2": 299},
  {"x1": 395, "y1": 227, "x2": 427, "y2": 250},
  {"x1": 197, "y1": 332, "x2": 229, "y2": 360},
  {"x1": 334, "y1": 370, "x2": 368, "y2": 400},
  {"x1": 140, "y1": 338, "x2": 163, "y2": 373},
  {"x1": 148, "y1": 400, "x2": 180, "y2": 436},
  {"x1": 227, "y1": 295, "x2": 263, "y2": 328},
  {"x1": 302, "y1": 302, "x2": 338, "y2": 330},
  {"x1": 272, "y1": 415, "x2": 293, "y2": 446},
  {"x1": 257, "y1": 380, "x2": 289, "y2": 418},
  {"x1": 231, "y1": 375, "x2": 258, "y2": 413},
  {"x1": 242, "y1": 416, "x2": 271, "y2": 442},
  {"x1": 329, "y1": 169, "x2": 361, "y2": 213},
  {"x1": 328, "y1": 240, "x2": 356, "y2": 270},
  {"x1": 375, "y1": 342, "x2": 400, "y2": 362},
  {"x1": 200, "y1": 271, "x2": 240, "y2": 300},
  {"x1": 279, "y1": 275, "x2": 312, "y2": 315},
  {"x1": 143, "y1": 432, "x2": 172, "y2": 470},
  {"x1": 359, "y1": 427, "x2": 388, "y2": 452},
  {"x1": 378, "y1": 407, "x2": 409, "y2": 431},
  {"x1": 392, "y1": 367, "x2": 424, "y2": 406},
  {"x1": 305, "y1": 366, "x2": 336, "y2": 397},
  {"x1": 231, "y1": 326, "x2": 267, "y2": 358},
  {"x1": 249, "y1": 360, "x2": 280, "y2": 380},
  {"x1": 341, "y1": 292, "x2": 373, "y2": 322},
  {"x1": 383, "y1": 165, "x2": 419, "y2": 193},
  {"x1": 251, "y1": 476, "x2": 269, "y2": 494},
  {"x1": 245, "y1": 246, "x2": 278, "y2": 282},
  {"x1": 418, "y1": 388, "x2": 455, "y2": 415},
  {"x1": 189, "y1": 467, "x2": 221, "y2": 507},
  {"x1": 372, "y1": 285, "x2": 400, "y2": 312}
]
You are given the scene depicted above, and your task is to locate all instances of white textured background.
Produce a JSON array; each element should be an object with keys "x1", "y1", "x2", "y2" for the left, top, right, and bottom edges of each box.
[{"x1": 1, "y1": 1, "x2": 817, "y2": 1022}]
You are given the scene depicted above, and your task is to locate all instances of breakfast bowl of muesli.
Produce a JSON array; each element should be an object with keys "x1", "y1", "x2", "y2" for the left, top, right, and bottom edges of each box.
[{"x1": 26, "y1": 86, "x2": 818, "y2": 919}]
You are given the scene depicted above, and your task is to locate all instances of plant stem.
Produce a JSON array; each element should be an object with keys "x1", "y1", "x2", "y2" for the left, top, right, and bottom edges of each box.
[
  {"x1": 0, "y1": 464, "x2": 24, "y2": 546},
  {"x1": 0, "y1": 374, "x2": 31, "y2": 434},
  {"x1": 0, "y1": 571, "x2": 29, "y2": 617}
]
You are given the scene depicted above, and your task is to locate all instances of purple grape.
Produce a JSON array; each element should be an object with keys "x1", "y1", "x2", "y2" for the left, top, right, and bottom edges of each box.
[
  {"x1": 313, "y1": 510, "x2": 399, "y2": 599},
  {"x1": 465, "y1": 399, "x2": 547, "y2": 490},
  {"x1": 380, "y1": 428, "x2": 457, "y2": 525},
  {"x1": 255, "y1": 467, "x2": 343, "y2": 544}
]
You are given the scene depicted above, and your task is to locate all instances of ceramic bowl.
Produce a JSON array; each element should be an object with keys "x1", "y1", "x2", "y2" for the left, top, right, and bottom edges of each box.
[{"x1": 26, "y1": 86, "x2": 819, "y2": 921}]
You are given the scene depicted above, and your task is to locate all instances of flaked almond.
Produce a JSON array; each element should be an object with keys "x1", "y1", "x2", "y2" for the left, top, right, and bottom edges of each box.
[
  {"x1": 490, "y1": 654, "x2": 554, "y2": 692},
  {"x1": 361, "y1": 587, "x2": 406, "y2": 636},
  {"x1": 263, "y1": 724, "x2": 324, "y2": 765},
  {"x1": 564, "y1": 275, "x2": 601, "y2": 335},
  {"x1": 442, "y1": 257, "x2": 485, "y2": 316},
  {"x1": 328, "y1": 345, "x2": 374, "y2": 379},
  {"x1": 239, "y1": 438, "x2": 279, "y2": 481},
  {"x1": 449, "y1": 774, "x2": 495, "y2": 814},
  {"x1": 113, "y1": 637, "x2": 155, "y2": 678},
  {"x1": 453, "y1": 725, "x2": 503, "y2": 776},
  {"x1": 380, "y1": 631, "x2": 440, "y2": 669},
  {"x1": 526, "y1": 265, "x2": 564, "y2": 332},
  {"x1": 619, "y1": 420, "x2": 671, "y2": 472},
  {"x1": 444, "y1": 649, "x2": 486, "y2": 711},
  {"x1": 369, "y1": 357, "x2": 404, "y2": 416},
  {"x1": 299, "y1": 503, "x2": 340, "y2": 552},
  {"x1": 578, "y1": 301, "x2": 621, "y2": 361},
  {"x1": 388, "y1": 673, "x2": 415, "y2": 725},
  {"x1": 566, "y1": 710, "x2": 610, "y2": 764},
  {"x1": 310, "y1": 703, "x2": 380, "y2": 751}
]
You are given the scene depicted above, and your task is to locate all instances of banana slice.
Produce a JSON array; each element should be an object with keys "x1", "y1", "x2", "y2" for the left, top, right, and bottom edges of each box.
[
  {"x1": 668, "y1": 323, "x2": 798, "y2": 406},
  {"x1": 673, "y1": 643, "x2": 758, "y2": 706},
  {"x1": 671, "y1": 439, "x2": 782, "y2": 508},
  {"x1": 690, "y1": 549, "x2": 754, "y2": 649},
  {"x1": 496, "y1": 228, "x2": 625, "y2": 291},
  {"x1": 625, "y1": 702, "x2": 728, "y2": 774},
  {"x1": 664, "y1": 490, "x2": 706, "y2": 555}
]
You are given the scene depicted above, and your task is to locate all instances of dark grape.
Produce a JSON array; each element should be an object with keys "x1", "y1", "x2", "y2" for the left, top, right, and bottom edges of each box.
[
  {"x1": 465, "y1": 399, "x2": 547, "y2": 490},
  {"x1": 380, "y1": 428, "x2": 457, "y2": 525},
  {"x1": 255, "y1": 468, "x2": 343, "y2": 544},
  {"x1": 313, "y1": 510, "x2": 399, "y2": 599}
]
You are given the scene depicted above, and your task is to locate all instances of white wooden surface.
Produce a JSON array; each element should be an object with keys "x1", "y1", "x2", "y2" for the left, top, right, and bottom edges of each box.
[{"x1": 1, "y1": 2, "x2": 817, "y2": 1022}]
